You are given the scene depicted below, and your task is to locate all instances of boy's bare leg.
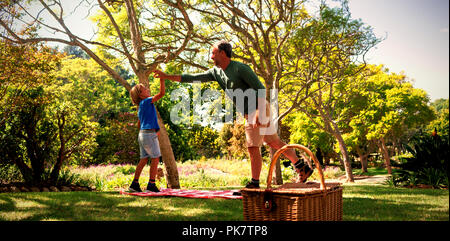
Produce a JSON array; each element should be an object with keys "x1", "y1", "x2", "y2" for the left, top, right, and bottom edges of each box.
[
  {"x1": 149, "y1": 157, "x2": 159, "y2": 181},
  {"x1": 133, "y1": 157, "x2": 149, "y2": 181}
]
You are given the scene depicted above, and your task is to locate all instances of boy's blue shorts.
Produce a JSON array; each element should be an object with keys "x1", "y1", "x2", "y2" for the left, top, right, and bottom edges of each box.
[{"x1": 138, "y1": 131, "x2": 161, "y2": 159}]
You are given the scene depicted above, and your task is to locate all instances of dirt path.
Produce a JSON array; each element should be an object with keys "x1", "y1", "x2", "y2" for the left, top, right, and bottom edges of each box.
[{"x1": 328, "y1": 174, "x2": 389, "y2": 184}]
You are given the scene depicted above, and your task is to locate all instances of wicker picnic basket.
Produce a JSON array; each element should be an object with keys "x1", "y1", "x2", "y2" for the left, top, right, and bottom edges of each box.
[{"x1": 241, "y1": 144, "x2": 343, "y2": 221}]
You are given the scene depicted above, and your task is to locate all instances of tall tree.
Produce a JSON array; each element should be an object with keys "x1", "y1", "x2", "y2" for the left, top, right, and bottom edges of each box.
[
  {"x1": 0, "y1": 41, "x2": 62, "y2": 184},
  {"x1": 1, "y1": 40, "x2": 59, "y2": 125},
  {"x1": 281, "y1": 1, "x2": 381, "y2": 182},
  {"x1": 1, "y1": 40, "x2": 98, "y2": 184},
  {"x1": 362, "y1": 67, "x2": 435, "y2": 174},
  {"x1": 0, "y1": 0, "x2": 207, "y2": 188},
  {"x1": 335, "y1": 65, "x2": 435, "y2": 174}
]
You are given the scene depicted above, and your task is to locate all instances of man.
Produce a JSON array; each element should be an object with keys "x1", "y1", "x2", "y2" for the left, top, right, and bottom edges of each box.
[{"x1": 153, "y1": 40, "x2": 313, "y2": 188}]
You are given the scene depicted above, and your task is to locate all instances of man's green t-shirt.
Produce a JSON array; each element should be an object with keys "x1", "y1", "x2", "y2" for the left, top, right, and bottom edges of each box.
[{"x1": 181, "y1": 60, "x2": 265, "y2": 115}]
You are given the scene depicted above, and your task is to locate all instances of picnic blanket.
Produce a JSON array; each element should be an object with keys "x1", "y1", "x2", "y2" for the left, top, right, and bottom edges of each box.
[{"x1": 120, "y1": 188, "x2": 242, "y2": 200}]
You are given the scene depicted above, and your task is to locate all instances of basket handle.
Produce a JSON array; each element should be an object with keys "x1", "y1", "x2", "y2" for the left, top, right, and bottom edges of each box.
[{"x1": 266, "y1": 144, "x2": 326, "y2": 191}]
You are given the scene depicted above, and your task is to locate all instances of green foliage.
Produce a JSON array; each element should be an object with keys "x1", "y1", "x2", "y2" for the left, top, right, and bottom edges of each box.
[
  {"x1": 227, "y1": 122, "x2": 249, "y2": 160},
  {"x1": 329, "y1": 65, "x2": 435, "y2": 171},
  {"x1": 54, "y1": 169, "x2": 81, "y2": 187},
  {"x1": 340, "y1": 65, "x2": 434, "y2": 140},
  {"x1": 240, "y1": 176, "x2": 252, "y2": 186},
  {"x1": 395, "y1": 132, "x2": 449, "y2": 188},
  {"x1": 0, "y1": 164, "x2": 21, "y2": 184},
  {"x1": 50, "y1": 51, "x2": 138, "y2": 166},
  {"x1": 384, "y1": 173, "x2": 403, "y2": 187},
  {"x1": 114, "y1": 165, "x2": 136, "y2": 175},
  {"x1": 93, "y1": 112, "x2": 139, "y2": 165},
  {"x1": 0, "y1": 42, "x2": 107, "y2": 184},
  {"x1": 285, "y1": 112, "x2": 334, "y2": 155},
  {"x1": 420, "y1": 168, "x2": 448, "y2": 188},
  {"x1": 217, "y1": 124, "x2": 234, "y2": 159},
  {"x1": 51, "y1": 55, "x2": 132, "y2": 122},
  {"x1": 1, "y1": 86, "x2": 57, "y2": 184},
  {"x1": 428, "y1": 98, "x2": 449, "y2": 138},
  {"x1": 187, "y1": 124, "x2": 220, "y2": 158},
  {"x1": 1, "y1": 43, "x2": 63, "y2": 184}
]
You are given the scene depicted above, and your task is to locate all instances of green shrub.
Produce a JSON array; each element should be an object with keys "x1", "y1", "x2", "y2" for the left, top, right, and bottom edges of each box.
[
  {"x1": 55, "y1": 169, "x2": 81, "y2": 186},
  {"x1": 396, "y1": 131, "x2": 449, "y2": 188},
  {"x1": 384, "y1": 174, "x2": 403, "y2": 187},
  {"x1": 240, "y1": 176, "x2": 251, "y2": 186},
  {"x1": 0, "y1": 164, "x2": 22, "y2": 183},
  {"x1": 420, "y1": 168, "x2": 448, "y2": 188},
  {"x1": 114, "y1": 165, "x2": 136, "y2": 175},
  {"x1": 93, "y1": 112, "x2": 140, "y2": 165}
]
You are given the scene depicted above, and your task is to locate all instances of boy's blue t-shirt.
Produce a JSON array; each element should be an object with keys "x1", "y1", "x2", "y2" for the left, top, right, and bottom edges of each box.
[{"x1": 138, "y1": 97, "x2": 160, "y2": 131}]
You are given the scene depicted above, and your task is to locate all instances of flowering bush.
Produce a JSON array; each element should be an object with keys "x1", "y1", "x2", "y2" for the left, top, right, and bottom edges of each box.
[{"x1": 93, "y1": 112, "x2": 140, "y2": 165}]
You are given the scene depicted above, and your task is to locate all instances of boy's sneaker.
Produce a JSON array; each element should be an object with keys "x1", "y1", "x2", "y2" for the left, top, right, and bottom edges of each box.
[
  {"x1": 294, "y1": 161, "x2": 314, "y2": 183},
  {"x1": 128, "y1": 181, "x2": 142, "y2": 192},
  {"x1": 145, "y1": 182, "x2": 160, "y2": 193}
]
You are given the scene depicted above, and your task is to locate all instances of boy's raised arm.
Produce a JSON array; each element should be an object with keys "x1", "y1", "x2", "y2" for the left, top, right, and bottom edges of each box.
[{"x1": 151, "y1": 78, "x2": 165, "y2": 103}]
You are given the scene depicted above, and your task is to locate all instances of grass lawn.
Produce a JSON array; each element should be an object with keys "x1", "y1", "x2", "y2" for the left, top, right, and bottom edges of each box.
[{"x1": 0, "y1": 184, "x2": 448, "y2": 221}]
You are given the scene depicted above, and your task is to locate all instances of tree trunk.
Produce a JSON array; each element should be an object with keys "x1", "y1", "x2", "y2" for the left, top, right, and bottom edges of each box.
[
  {"x1": 334, "y1": 133, "x2": 354, "y2": 182},
  {"x1": 359, "y1": 154, "x2": 368, "y2": 173},
  {"x1": 24, "y1": 116, "x2": 45, "y2": 184},
  {"x1": 50, "y1": 155, "x2": 64, "y2": 184},
  {"x1": 379, "y1": 138, "x2": 392, "y2": 175},
  {"x1": 156, "y1": 110, "x2": 180, "y2": 189},
  {"x1": 324, "y1": 155, "x2": 330, "y2": 166},
  {"x1": 356, "y1": 147, "x2": 368, "y2": 173},
  {"x1": 267, "y1": 85, "x2": 282, "y2": 185},
  {"x1": 13, "y1": 159, "x2": 34, "y2": 184},
  {"x1": 50, "y1": 113, "x2": 66, "y2": 184}
]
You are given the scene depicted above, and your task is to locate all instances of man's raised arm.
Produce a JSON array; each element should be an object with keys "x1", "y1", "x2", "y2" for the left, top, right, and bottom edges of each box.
[{"x1": 153, "y1": 70, "x2": 181, "y2": 82}]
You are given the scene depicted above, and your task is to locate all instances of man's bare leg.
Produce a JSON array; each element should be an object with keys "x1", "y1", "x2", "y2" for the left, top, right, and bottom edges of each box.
[{"x1": 248, "y1": 146, "x2": 263, "y2": 181}]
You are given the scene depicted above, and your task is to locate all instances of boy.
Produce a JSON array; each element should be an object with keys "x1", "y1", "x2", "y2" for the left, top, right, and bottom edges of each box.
[{"x1": 128, "y1": 77, "x2": 165, "y2": 192}]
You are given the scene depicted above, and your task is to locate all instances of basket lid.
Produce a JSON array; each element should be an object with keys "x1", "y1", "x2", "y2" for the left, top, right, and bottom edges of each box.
[{"x1": 242, "y1": 182, "x2": 342, "y2": 195}]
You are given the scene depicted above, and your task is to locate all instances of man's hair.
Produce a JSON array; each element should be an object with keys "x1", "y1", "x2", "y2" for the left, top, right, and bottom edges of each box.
[
  {"x1": 214, "y1": 40, "x2": 232, "y2": 58},
  {"x1": 130, "y1": 83, "x2": 145, "y2": 106}
]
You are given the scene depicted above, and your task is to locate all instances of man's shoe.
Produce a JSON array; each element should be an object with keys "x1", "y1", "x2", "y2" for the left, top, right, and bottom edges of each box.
[
  {"x1": 244, "y1": 181, "x2": 260, "y2": 189},
  {"x1": 145, "y1": 182, "x2": 160, "y2": 193},
  {"x1": 294, "y1": 161, "x2": 314, "y2": 183},
  {"x1": 128, "y1": 181, "x2": 142, "y2": 192},
  {"x1": 233, "y1": 180, "x2": 260, "y2": 196}
]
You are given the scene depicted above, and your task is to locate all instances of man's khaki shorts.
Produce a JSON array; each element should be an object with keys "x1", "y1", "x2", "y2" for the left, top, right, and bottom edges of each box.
[{"x1": 245, "y1": 101, "x2": 279, "y2": 148}]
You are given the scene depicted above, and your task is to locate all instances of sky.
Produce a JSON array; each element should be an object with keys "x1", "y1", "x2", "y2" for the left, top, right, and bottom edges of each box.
[
  {"x1": 29, "y1": 0, "x2": 449, "y2": 102},
  {"x1": 347, "y1": 0, "x2": 449, "y2": 101}
]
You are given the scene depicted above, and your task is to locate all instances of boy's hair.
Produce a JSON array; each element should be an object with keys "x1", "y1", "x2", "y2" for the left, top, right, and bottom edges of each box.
[
  {"x1": 130, "y1": 83, "x2": 145, "y2": 106},
  {"x1": 214, "y1": 40, "x2": 232, "y2": 58}
]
